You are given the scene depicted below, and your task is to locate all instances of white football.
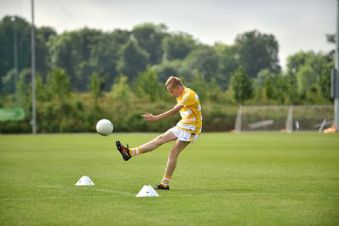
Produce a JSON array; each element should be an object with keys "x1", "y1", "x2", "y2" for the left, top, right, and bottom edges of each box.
[{"x1": 96, "y1": 119, "x2": 113, "y2": 136}]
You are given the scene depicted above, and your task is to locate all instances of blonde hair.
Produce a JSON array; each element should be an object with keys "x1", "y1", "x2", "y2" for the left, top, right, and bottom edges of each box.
[{"x1": 165, "y1": 76, "x2": 183, "y2": 89}]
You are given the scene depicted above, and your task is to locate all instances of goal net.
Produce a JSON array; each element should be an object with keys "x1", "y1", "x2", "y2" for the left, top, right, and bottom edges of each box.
[{"x1": 234, "y1": 105, "x2": 334, "y2": 132}]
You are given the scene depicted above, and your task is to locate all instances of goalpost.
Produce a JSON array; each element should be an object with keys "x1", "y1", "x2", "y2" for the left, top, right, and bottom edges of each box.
[{"x1": 235, "y1": 105, "x2": 334, "y2": 132}]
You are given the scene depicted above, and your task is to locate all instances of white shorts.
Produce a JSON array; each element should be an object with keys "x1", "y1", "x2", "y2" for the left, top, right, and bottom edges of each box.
[{"x1": 169, "y1": 126, "x2": 199, "y2": 143}]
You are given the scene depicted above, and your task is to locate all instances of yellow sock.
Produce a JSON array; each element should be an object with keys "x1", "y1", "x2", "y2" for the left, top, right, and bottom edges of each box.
[
  {"x1": 160, "y1": 176, "x2": 171, "y2": 187},
  {"x1": 129, "y1": 147, "x2": 141, "y2": 156}
]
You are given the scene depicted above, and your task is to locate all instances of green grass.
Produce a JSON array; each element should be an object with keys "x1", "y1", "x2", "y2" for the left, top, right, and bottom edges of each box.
[{"x1": 1, "y1": 132, "x2": 339, "y2": 226}]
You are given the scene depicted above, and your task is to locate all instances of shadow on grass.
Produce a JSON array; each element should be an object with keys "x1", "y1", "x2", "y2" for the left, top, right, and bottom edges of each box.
[{"x1": 169, "y1": 188, "x2": 254, "y2": 194}]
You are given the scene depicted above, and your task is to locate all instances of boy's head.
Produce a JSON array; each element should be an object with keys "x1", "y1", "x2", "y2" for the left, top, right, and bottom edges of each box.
[{"x1": 165, "y1": 76, "x2": 184, "y2": 97}]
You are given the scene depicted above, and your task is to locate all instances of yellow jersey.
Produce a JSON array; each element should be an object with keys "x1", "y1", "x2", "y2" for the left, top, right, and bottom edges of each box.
[{"x1": 176, "y1": 87, "x2": 202, "y2": 134}]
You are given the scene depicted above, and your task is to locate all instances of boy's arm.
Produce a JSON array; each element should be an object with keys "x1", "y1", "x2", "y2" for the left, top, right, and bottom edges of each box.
[{"x1": 142, "y1": 104, "x2": 183, "y2": 122}]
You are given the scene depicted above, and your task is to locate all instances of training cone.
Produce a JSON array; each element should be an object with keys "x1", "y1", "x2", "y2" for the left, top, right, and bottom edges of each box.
[
  {"x1": 136, "y1": 185, "x2": 159, "y2": 197},
  {"x1": 75, "y1": 176, "x2": 95, "y2": 186}
]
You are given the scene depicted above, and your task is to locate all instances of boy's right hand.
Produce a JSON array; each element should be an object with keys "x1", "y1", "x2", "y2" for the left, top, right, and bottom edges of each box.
[{"x1": 141, "y1": 113, "x2": 157, "y2": 122}]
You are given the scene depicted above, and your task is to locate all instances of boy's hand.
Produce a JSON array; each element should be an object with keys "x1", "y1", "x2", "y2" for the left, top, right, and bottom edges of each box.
[{"x1": 141, "y1": 113, "x2": 158, "y2": 122}]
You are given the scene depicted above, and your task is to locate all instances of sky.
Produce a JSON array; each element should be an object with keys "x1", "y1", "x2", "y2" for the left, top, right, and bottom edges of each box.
[{"x1": 0, "y1": 0, "x2": 336, "y2": 69}]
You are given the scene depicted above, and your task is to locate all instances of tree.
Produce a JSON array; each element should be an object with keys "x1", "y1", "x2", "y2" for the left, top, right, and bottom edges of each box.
[
  {"x1": 90, "y1": 29, "x2": 130, "y2": 90},
  {"x1": 36, "y1": 26, "x2": 57, "y2": 76},
  {"x1": 304, "y1": 84, "x2": 326, "y2": 104},
  {"x1": 187, "y1": 72, "x2": 209, "y2": 101},
  {"x1": 0, "y1": 16, "x2": 54, "y2": 94},
  {"x1": 252, "y1": 69, "x2": 288, "y2": 104},
  {"x1": 89, "y1": 72, "x2": 102, "y2": 103},
  {"x1": 1, "y1": 69, "x2": 16, "y2": 94},
  {"x1": 255, "y1": 69, "x2": 276, "y2": 99},
  {"x1": 111, "y1": 75, "x2": 132, "y2": 100},
  {"x1": 35, "y1": 73, "x2": 50, "y2": 101},
  {"x1": 117, "y1": 39, "x2": 149, "y2": 81},
  {"x1": 16, "y1": 69, "x2": 31, "y2": 109},
  {"x1": 134, "y1": 67, "x2": 163, "y2": 101},
  {"x1": 47, "y1": 68, "x2": 70, "y2": 103},
  {"x1": 214, "y1": 43, "x2": 240, "y2": 88},
  {"x1": 286, "y1": 51, "x2": 333, "y2": 101},
  {"x1": 183, "y1": 46, "x2": 220, "y2": 82},
  {"x1": 272, "y1": 73, "x2": 289, "y2": 104},
  {"x1": 162, "y1": 32, "x2": 197, "y2": 61},
  {"x1": 296, "y1": 64, "x2": 316, "y2": 95},
  {"x1": 132, "y1": 23, "x2": 167, "y2": 64},
  {"x1": 48, "y1": 28, "x2": 103, "y2": 91},
  {"x1": 285, "y1": 72, "x2": 300, "y2": 105},
  {"x1": 230, "y1": 67, "x2": 253, "y2": 103},
  {"x1": 235, "y1": 30, "x2": 280, "y2": 78},
  {"x1": 152, "y1": 60, "x2": 183, "y2": 82},
  {"x1": 319, "y1": 54, "x2": 333, "y2": 100},
  {"x1": 0, "y1": 16, "x2": 31, "y2": 94}
]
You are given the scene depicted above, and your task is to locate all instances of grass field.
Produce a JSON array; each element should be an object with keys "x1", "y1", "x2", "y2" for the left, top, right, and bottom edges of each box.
[{"x1": 0, "y1": 132, "x2": 339, "y2": 226}]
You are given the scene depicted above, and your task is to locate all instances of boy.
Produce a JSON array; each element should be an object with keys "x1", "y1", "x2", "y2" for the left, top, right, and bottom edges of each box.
[{"x1": 115, "y1": 76, "x2": 202, "y2": 190}]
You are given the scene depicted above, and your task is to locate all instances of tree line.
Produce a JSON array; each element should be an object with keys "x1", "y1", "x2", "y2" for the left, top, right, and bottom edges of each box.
[{"x1": 0, "y1": 15, "x2": 334, "y2": 133}]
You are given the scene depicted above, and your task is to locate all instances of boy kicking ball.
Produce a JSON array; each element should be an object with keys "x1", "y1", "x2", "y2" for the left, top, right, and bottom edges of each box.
[{"x1": 116, "y1": 76, "x2": 202, "y2": 190}]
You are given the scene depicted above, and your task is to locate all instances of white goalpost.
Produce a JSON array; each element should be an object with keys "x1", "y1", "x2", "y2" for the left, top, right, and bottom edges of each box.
[{"x1": 234, "y1": 105, "x2": 334, "y2": 132}]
